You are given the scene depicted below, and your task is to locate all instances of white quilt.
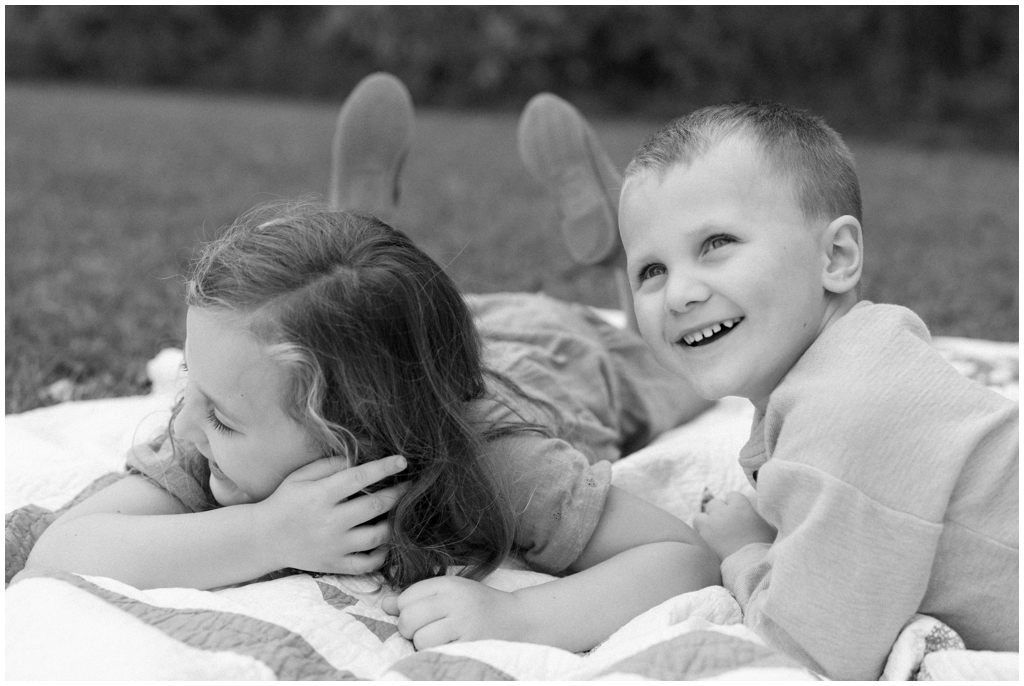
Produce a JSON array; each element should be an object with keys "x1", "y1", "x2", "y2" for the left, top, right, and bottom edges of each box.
[{"x1": 6, "y1": 335, "x2": 1019, "y2": 680}]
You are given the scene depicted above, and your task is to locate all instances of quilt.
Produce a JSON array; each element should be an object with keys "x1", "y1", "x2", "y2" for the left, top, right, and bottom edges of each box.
[{"x1": 6, "y1": 332, "x2": 1019, "y2": 680}]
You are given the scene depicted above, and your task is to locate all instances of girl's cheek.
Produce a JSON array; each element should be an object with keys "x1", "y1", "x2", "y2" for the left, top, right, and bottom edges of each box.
[{"x1": 172, "y1": 405, "x2": 199, "y2": 444}]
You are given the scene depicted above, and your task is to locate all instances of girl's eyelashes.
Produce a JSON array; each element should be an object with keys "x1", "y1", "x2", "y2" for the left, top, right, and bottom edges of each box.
[{"x1": 206, "y1": 408, "x2": 235, "y2": 435}]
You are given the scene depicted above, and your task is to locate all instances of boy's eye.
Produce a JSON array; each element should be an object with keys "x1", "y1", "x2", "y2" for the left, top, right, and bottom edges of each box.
[
  {"x1": 703, "y1": 234, "x2": 734, "y2": 254},
  {"x1": 637, "y1": 263, "x2": 666, "y2": 282}
]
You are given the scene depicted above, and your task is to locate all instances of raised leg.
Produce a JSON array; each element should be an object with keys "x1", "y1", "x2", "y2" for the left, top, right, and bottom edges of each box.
[
  {"x1": 329, "y1": 72, "x2": 415, "y2": 216},
  {"x1": 517, "y1": 93, "x2": 636, "y2": 331}
]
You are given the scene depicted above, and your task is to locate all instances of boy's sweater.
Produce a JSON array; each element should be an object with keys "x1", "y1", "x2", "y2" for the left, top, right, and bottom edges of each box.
[{"x1": 723, "y1": 301, "x2": 1018, "y2": 680}]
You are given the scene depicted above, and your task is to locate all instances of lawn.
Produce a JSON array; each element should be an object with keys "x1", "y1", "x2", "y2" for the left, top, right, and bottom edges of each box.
[{"x1": 5, "y1": 83, "x2": 1019, "y2": 414}]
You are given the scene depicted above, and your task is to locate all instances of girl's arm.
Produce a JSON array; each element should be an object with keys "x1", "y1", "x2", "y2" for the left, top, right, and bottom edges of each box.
[
  {"x1": 384, "y1": 486, "x2": 721, "y2": 651},
  {"x1": 25, "y1": 455, "x2": 408, "y2": 590}
]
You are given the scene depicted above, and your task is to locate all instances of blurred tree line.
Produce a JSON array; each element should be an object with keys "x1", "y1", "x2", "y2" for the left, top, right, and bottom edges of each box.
[{"x1": 6, "y1": 5, "x2": 1018, "y2": 148}]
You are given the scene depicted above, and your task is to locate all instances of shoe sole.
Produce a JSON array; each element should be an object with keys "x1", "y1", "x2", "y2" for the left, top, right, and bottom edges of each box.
[
  {"x1": 330, "y1": 72, "x2": 414, "y2": 212},
  {"x1": 518, "y1": 94, "x2": 619, "y2": 265}
]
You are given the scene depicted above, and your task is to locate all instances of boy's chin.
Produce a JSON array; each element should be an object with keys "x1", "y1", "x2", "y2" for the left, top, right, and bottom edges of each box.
[{"x1": 687, "y1": 376, "x2": 747, "y2": 404}]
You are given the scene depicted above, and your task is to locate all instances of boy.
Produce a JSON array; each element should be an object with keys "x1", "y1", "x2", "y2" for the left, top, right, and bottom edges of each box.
[{"x1": 607, "y1": 101, "x2": 1017, "y2": 679}]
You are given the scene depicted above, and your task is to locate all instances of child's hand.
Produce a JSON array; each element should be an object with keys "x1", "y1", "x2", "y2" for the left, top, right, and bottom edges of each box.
[
  {"x1": 256, "y1": 454, "x2": 409, "y2": 575},
  {"x1": 693, "y1": 491, "x2": 776, "y2": 561},
  {"x1": 382, "y1": 576, "x2": 525, "y2": 649}
]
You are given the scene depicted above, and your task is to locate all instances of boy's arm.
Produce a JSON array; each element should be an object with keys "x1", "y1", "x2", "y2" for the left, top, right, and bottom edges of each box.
[
  {"x1": 385, "y1": 487, "x2": 721, "y2": 651},
  {"x1": 26, "y1": 456, "x2": 408, "y2": 590},
  {"x1": 718, "y1": 460, "x2": 941, "y2": 680}
]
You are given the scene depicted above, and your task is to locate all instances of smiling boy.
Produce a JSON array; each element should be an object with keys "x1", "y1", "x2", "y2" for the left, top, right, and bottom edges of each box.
[{"x1": 617, "y1": 101, "x2": 1018, "y2": 680}]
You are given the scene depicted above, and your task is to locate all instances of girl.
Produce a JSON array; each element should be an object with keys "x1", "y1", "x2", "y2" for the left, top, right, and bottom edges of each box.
[{"x1": 26, "y1": 202, "x2": 719, "y2": 652}]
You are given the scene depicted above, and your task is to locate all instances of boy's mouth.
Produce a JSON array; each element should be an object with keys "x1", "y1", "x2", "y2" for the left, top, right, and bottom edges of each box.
[{"x1": 679, "y1": 317, "x2": 744, "y2": 347}]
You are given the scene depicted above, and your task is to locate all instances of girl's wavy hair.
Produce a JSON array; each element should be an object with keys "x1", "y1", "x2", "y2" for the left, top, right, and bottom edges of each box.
[{"x1": 183, "y1": 201, "x2": 520, "y2": 588}]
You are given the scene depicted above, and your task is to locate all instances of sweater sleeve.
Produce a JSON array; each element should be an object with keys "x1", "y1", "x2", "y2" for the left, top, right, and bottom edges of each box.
[
  {"x1": 723, "y1": 459, "x2": 943, "y2": 679},
  {"x1": 721, "y1": 304, "x2": 971, "y2": 680}
]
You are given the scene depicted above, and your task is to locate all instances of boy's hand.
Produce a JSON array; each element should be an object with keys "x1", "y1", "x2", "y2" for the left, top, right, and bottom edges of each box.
[
  {"x1": 693, "y1": 491, "x2": 776, "y2": 561},
  {"x1": 256, "y1": 454, "x2": 409, "y2": 575},
  {"x1": 382, "y1": 576, "x2": 526, "y2": 649}
]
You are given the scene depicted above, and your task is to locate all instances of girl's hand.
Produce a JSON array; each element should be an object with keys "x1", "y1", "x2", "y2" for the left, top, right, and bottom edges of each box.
[
  {"x1": 693, "y1": 491, "x2": 776, "y2": 561},
  {"x1": 382, "y1": 576, "x2": 525, "y2": 649},
  {"x1": 256, "y1": 454, "x2": 409, "y2": 575}
]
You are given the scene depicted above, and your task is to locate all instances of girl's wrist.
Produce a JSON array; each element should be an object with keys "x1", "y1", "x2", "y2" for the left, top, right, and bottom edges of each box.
[{"x1": 244, "y1": 500, "x2": 288, "y2": 574}]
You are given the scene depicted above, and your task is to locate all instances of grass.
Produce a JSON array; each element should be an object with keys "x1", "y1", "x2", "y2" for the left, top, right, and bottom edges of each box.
[{"x1": 5, "y1": 83, "x2": 1019, "y2": 414}]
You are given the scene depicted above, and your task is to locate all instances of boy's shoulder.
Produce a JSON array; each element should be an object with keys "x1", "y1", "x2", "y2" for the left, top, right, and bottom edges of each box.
[
  {"x1": 784, "y1": 300, "x2": 933, "y2": 396},
  {"x1": 818, "y1": 300, "x2": 930, "y2": 361},
  {"x1": 770, "y1": 300, "x2": 1011, "y2": 433}
]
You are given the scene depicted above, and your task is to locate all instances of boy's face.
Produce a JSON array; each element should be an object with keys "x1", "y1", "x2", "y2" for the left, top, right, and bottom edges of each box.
[{"x1": 619, "y1": 135, "x2": 833, "y2": 412}]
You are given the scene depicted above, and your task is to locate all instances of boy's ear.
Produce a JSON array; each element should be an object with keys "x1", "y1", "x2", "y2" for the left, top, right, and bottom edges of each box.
[{"x1": 820, "y1": 215, "x2": 863, "y2": 294}]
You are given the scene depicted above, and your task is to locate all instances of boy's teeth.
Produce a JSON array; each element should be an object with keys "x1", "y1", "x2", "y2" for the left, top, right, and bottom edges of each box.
[{"x1": 681, "y1": 317, "x2": 743, "y2": 346}]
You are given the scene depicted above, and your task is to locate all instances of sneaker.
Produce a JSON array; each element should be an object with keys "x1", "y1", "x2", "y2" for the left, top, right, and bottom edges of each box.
[
  {"x1": 330, "y1": 72, "x2": 414, "y2": 212},
  {"x1": 517, "y1": 93, "x2": 623, "y2": 266}
]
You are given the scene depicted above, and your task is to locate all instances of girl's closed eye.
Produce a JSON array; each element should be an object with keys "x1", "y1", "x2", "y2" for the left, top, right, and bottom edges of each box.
[{"x1": 206, "y1": 408, "x2": 235, "y2": 435}]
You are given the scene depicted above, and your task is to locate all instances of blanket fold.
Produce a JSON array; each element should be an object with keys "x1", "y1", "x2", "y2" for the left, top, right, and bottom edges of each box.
[{"x1": 5, "y1": 336, "x2": 1018, "y2": 680}]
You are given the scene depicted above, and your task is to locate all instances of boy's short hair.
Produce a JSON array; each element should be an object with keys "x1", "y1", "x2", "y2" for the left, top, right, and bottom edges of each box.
[{"x1": 625, "y1": 101, "x2": 862, "y2": 224}]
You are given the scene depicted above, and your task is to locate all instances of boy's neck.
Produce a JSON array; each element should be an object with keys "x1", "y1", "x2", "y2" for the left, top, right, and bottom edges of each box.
[
  {"x1": 821, "y1": 292, "x2": 860, "y2": 334},
  {"x1": 750, "y1": 293, "x2": 860, "y2": 414}
]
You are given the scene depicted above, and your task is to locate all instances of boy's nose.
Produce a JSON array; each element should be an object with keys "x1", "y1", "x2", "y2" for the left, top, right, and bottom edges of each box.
[{"x1": 665, "y1": 272, "x2": 711, "y2": 313}]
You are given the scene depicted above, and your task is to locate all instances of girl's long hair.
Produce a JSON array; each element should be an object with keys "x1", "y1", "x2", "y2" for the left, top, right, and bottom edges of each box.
[{"x1": 184, "y1": 201, "x2": 517, "y2": 587}]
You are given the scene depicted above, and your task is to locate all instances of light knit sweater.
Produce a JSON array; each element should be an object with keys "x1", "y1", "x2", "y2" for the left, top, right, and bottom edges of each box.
[{"x1": 722, "y1": 301, "x2": 1018, "y2": 680}]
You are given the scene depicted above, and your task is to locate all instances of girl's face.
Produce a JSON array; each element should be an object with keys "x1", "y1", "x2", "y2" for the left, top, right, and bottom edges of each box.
[{"x1": 173, "y1": 307, "x2": 322, "y2": 506}]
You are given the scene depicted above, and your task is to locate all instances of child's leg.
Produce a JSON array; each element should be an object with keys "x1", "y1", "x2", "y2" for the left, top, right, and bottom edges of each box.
[
  {"x1": 517, "y1": 94, "x2": 636, "y2": 332},
  {"x1": 329, "y1": 72, "x2": 414, "y2": 217}
]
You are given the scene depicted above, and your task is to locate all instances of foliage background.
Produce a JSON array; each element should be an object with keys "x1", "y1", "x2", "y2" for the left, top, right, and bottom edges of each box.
[
  {"x1": 5, "y1": 6, "x2": 1019, "y2": 413},
  {"x1": 6, "y1": 5, "x2": 1018, "y2": 148}
]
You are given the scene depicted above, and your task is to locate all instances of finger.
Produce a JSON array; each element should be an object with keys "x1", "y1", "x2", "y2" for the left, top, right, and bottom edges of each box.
[
  {"x1": 724, "y1": 491, "x2": 750, "y2": 506},
  {"x1": 381, "y1": 593, "x2": 400, "y2": 616},
  {"x1": 392, "y1": 576, "x2": 451, "y2": 613},
  {"x1": 411, "y1": 619, "x2": 459, "y2": 651},
  {"x1": 396, "y1": 597, "x2": 450, "y2": 640},
  {"x1": 333, "y1": 546, "x2": 390, "y2": 576},
  {"x1": 336, "y1": 483, "x2": 408, "y2": 523},
  {"x1": 322, "y1": 455, "x2": 408, "y2": 500},
  {"x1": 692, "y1": 512, "x2": 708, "y2": 533},
  {"x1": 332, "y1": 521, "x2": 391, "y2": 554},
  {"x1": 285, "y1": 455, "x2": 351, "y2": 482}
]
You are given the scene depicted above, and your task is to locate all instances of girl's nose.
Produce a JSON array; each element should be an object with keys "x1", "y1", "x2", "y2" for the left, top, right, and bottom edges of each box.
[
  {"x1": 665, "y1": 271, "x2": 711, "y2": 313},
  {"x1": 172, "y1": 387, "x2": 205, "y2": 446}
]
